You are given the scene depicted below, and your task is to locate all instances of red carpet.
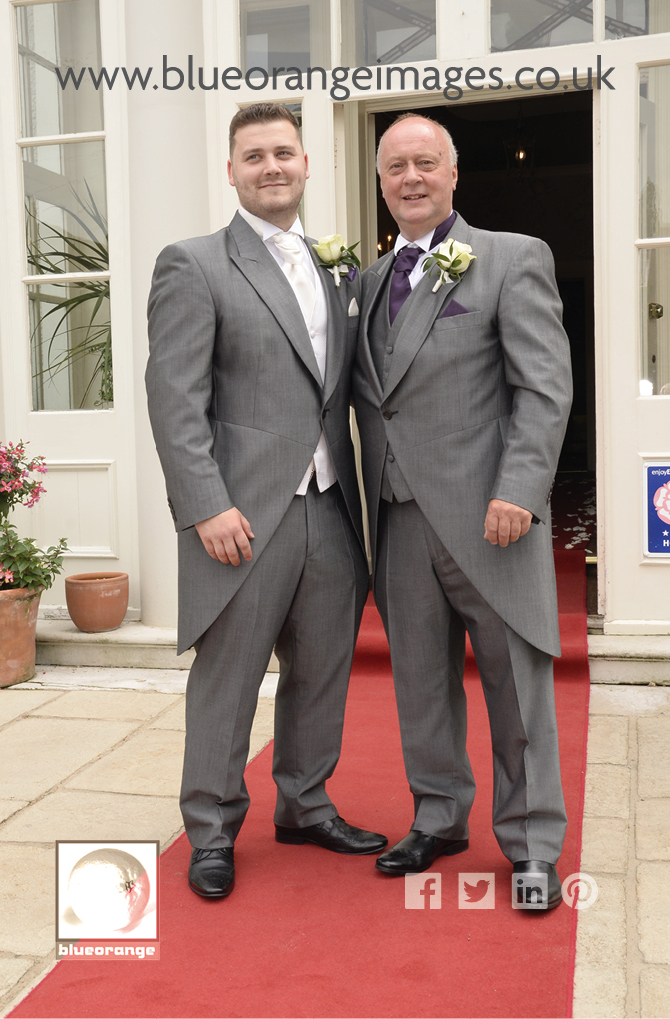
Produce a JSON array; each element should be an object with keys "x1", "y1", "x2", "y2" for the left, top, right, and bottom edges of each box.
[{"x1": 12, "y1": 551, "x2": 589, "y2": 1019}]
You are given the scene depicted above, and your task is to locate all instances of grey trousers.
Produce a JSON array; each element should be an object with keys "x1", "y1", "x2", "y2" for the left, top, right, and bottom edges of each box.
[
  {"x1": 180, "y1": 482, "x2": 369, "y2": 850},
  {"x1": 375, "y1": 498, "x2": 567, "y2": 864}
]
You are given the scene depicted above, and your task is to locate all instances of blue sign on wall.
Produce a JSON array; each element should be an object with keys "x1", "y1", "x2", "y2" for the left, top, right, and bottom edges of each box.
[{"x1": 645, "y1": 463, "x2": 670, "y2": 557}]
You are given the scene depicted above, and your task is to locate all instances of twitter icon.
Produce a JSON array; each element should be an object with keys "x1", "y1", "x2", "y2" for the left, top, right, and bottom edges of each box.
[{"x1": 458, "y1": 873, "x2": 496, "y2": 909}]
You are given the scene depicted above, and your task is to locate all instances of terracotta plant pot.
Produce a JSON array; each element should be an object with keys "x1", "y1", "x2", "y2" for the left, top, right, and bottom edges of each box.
[
  {"x1": 0, "y1": 587, "x2": 42, "y2": 687},
  {"x1": 65, "y1": 572, "x2": 129, "y2": 633}
]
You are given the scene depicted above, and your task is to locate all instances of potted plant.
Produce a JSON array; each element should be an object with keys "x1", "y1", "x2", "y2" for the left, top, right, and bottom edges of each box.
[{"x1": 0, "y1": 441, "x2": 67, "y2": 686}]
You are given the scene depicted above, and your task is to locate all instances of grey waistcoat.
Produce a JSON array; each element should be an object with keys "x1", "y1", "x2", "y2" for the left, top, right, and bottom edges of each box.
[{"x1": 368, "y1": 269, "x2": 418, "y2": 504}]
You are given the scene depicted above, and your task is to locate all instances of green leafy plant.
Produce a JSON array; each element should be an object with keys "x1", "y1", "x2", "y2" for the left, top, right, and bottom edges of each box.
[
  {"x1": 0, "y1": 523, "x2": 67, "y2": 591},
  {"x1": 26, "y1": 182, "x2": 112, "y2": 408}
]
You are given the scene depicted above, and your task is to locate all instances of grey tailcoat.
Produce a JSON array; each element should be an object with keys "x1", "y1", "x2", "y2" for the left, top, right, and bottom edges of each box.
[
  {"x1": 352, "y1": 213, "x2": 573, "y2": 657},
  {"x1": 146, "y1": 212, "x2": 365, "y2": 654}
]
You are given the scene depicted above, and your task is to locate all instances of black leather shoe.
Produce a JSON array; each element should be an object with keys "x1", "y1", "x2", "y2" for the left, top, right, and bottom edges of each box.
[
  {"x1": 188, "y1": 847, "x2": 235, "y2": 898},
  {"x1": 512, "y1": 860, "x2": 562, "y2": 910},
  {"x1": 275, "y1": 816, "x2": 388, "y2": 855},
  {"x1": 375, "y1": 830, "x2": 469, "y2": 875}
]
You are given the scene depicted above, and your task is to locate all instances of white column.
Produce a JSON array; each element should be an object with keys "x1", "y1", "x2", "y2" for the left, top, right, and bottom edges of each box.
[{"x1": 126, "y1": 0, "x2": 210, "y2": 626}]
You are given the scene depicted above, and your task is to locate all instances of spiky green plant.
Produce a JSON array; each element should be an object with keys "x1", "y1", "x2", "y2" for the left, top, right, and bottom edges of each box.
[{"x1": 26, "y1": 181, "x2": 112, "y2": 408}]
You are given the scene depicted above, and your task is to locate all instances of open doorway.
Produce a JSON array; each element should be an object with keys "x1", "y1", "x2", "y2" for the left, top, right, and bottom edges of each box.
[{"x1": 373, "y1": 92, "x2": 597, "y2": 609}]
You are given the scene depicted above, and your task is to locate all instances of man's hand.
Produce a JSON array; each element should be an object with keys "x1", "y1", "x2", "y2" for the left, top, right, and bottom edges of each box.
[
  {"x1": 484, "y1": 499, "x2": 532, "y2": 548},
  {"x1": 195, "y1": 508, "x2": 255, "y2": 565}
]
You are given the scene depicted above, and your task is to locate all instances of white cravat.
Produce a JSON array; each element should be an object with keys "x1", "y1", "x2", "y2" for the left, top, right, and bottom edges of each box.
[
  {"x1": 271, "y1": 231, "x2": 316, "y2": 324},
  {"x1": 237, "y1": 207, "x2": 336, "y2": 495}
]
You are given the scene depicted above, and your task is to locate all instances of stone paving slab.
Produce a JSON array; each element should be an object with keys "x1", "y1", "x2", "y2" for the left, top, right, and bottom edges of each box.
[
  {"x1": 579, "y1": 816, "x2": 628, "y2": 874},
  {"x1": 0, "y1": 690, "x2": 64, "y2": 727},
  {"x1": 636, "y1": 799, "x2": 670, "y2": 861},
  {"x1": 27, "y1": 690, "x2": 181, "y2": 721},
  {"x1": 64, "y1": 728, "x2": 185, "y2": 798},
  {"x1": 0, "y1": 718, "x2": 141, "y2": 801},
  {"x1": 583, "y1": 762, "x2": 631, "y2": 819},
  {"x1": 0, "y1": 960, "x2": 33, "y2": 1001},
  {"x1": 638, "y1": 715, "x2": 670, "y2": 798},
  {"x1": 148, "y1": 698, "x2": 185, "y2": 730},
  {"x1": 572, "y1": 963, "x2": 627, "y2": 1019},
  {"x1": 637, "y1": 862, "x2": 670, "y2": 965},
  {"x1": 0, "y1": 789, "x2": 183, "y2": 847},
  {"x1": 640, "y1": 965, "x2": 670, "y2": 1018},
  {"x1": 585, "y1": 714, "x2": 629, "y2": 764},
  {"x1": 0, "y1": 845, "x2": 56, "y2": 955},
  {"x1": 0, "y1": 801, "x2": 29, "y2": 825},
  {"x1": 575, "y1": 873, "x2": 627, "y2": 967}
]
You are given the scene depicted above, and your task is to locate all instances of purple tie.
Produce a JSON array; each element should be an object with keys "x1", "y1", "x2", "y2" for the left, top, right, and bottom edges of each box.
[
  {"x1": 388, "y1": 211, "x2": 457, "y2": 325},
  {"x1": 388, "y1": 245, "x2": 421, "y2": 324}
]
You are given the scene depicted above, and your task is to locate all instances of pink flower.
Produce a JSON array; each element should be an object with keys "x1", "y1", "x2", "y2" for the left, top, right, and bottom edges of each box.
[
  {"x1": 654, "y1": 483, "x2": 670, "y2": 526},
  {"x1": 2, "y1": 570, "x2": 13, "y2": 584}
]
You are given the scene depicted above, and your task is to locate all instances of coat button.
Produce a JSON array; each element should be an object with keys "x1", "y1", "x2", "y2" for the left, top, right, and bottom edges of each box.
[
  {"x1": 386, "y1": 345, "x2": 393, "y2": 354},
  {"x1": 383, "y1": 410, "x2": 393, "y2": 420},
  {"x1": 387, "y1": 454, "x2": 395, "y2": 463}
]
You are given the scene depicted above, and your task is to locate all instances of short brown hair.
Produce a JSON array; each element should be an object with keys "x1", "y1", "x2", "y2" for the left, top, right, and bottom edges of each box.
[{"x1": 229, "y1": 103, "x2": 301, "y2": 155}]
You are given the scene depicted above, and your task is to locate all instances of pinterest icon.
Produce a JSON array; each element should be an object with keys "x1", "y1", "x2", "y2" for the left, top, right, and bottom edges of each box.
[{"x1": 561, "y1": 872, "x2": 599, "y2": 909}]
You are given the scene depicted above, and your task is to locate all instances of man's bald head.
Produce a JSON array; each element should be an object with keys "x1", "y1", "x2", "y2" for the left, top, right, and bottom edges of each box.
[{"x1": 376, "y1": 113, "x2": 458, "y2": 175}]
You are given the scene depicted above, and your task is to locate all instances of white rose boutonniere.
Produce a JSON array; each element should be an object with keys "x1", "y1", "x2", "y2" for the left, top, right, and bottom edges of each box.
[
  {"x1": 422, "y1": 239, "x2": 476, "y2": 292},
  {"x1": 312, "y1": 234, "x2": 361, "y2": 288}
]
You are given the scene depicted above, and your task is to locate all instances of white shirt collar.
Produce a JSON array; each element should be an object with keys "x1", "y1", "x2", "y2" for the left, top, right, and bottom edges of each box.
[
  {"x1": 393, "y1": 227, "x2": 436, "y2": 257},
  {"x1": 238, "y1": 206, "x2": 304, "y2": 243}
]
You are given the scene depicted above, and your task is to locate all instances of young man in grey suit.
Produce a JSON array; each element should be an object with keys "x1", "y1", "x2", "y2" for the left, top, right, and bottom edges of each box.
[
  {"x1": 353, "y1": 113, "x2": 573, "y2": 908},
  {"x1": 146, "y1": 103, "x2": 386, "y2": 900}
]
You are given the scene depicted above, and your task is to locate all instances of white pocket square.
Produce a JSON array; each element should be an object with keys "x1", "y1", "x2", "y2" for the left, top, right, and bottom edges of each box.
[{"x1": 348, "y1": 298, "x2": 359, "y2": 317}]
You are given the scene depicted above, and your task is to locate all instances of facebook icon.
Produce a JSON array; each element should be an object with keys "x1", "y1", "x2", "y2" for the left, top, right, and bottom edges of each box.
[{"x1": 405, "y1": 873, "x2": 441, "y2": 909}]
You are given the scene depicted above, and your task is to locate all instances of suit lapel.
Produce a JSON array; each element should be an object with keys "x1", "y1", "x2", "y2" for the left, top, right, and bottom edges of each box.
[
  {"x1": 383, "y1": 213, "x2": 471, "y2": 400},
  {"x1": 306, "y1": 240, "x2": 346, "y2": 406},
  {"x1": 228, "y1": 213, "x2": 322, "y2": 388},
  {"x1": 359, "y1": 252, "x2": 395, "y2": 403}
]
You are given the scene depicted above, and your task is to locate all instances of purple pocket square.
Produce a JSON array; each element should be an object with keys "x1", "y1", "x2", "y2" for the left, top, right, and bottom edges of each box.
[{"x1": 438, "y1": 299, "x2": 470, "y2": 319}]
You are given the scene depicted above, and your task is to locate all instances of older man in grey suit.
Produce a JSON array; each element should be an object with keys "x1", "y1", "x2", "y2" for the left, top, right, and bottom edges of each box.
[
  {"x1": 146, "y1": 103, "x2": 386, "y2": 900},
  {"x1": 353, "y1": 113, "x2": 573, "y2": 908}
]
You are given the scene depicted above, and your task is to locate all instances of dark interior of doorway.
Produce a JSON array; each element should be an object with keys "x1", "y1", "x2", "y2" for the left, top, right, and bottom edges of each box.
[{"x1": 374, "y1": 91, "x2": 597, "y2": 612}]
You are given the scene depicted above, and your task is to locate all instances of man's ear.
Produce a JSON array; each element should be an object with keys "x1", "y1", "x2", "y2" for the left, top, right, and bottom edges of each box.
[
  {"x1": 304, "y1": 152, "x2": 310, "y2": 180},
  {"x1": 227, "y1": 159, "x2": 235, "y2": 187}
]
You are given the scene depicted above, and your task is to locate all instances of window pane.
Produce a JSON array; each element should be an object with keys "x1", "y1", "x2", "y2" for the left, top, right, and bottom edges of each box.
[
  {"x1": 491, "y1": 0, "x2": 593, "y2": 51},
  {"x1": 29, "y1": 281, "x2": 112, "y2": 410},
  {"x1": 23, "y1": 141, "x2": 108, "y2": 275},
  {"x1": 640, "y1": 66, "x2": 670, "y2": 239},
  {"x1": 640, "y1": 248, "x2": 670, "y2": 396},
  {"x1": 16, "y1": 0, "x2": 103, "y2": 137},
  {"x1": 241, "y1": 0, "x2": 330, "y2": 77},
  {"x1": 605, "y1": 0, "x2": 670, "y2": 38},
  {"x1": 342, "y1": 0, "x2": 435, "y2": 66}
]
